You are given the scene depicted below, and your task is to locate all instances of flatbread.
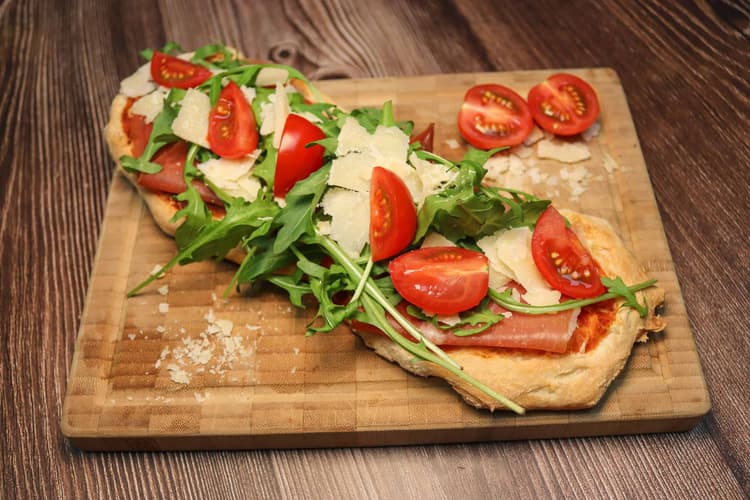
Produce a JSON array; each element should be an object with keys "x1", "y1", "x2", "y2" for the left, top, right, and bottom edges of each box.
[
  {"x1": 351, "y1": 210, "x2": 665, "y2": 411},
  {"x1": 105, "y1": 70, "x2": 664, "y2": 412}
]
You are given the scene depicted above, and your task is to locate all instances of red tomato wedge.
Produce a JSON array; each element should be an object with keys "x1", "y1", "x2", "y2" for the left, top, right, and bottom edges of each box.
[
  {"x1": 274, "y1": 114, "x2": 326, "y2": 197},
  {"x1": 527, "y1": 73, "x2": 599, "y2": 136},
  {"x1": 531, "y1": 206, "x2": 605, "y2": 298},
  {"x1": 208, "y1": 82, "x2": 258, "y2": 159},
  {"x1": 458, "y1": 84, "x2": 533, "y2": 149},
  {"x1": 410, "y1": 123, "x2": 435, "y2": 152},
  {"x1": 370, "y1": 167, "x2": 417, "y2": 261},
  {"x1": 389, "y1": 247, "x2": 489, "y2": 315},
  {"x1": 150, "y1": 51, "x2": 212, "y2": 89}
]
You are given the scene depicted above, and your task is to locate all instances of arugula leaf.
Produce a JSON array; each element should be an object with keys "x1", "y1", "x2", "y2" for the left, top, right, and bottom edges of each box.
[
  {"x1": 272, "y1": 164, "x2": 331, "y2": 254},
  {"x1": 601, "y1": 276, "x2": 648, "y2": 316},
  {"x1": 415, "y1": 158, "x2": 549, "y2": 242},
  {"x1": 406, "y1": 300, "x2": 506, "y2": 336},
  {"x1": 172, "y1": 146, "x2": 212, "y2": 249},
  {"x1": 252, "y1": 136, "x2": 277, "y2": 187},
  {"x1": 119, "y1": 90, "x2": 181, "y2": 175},
  {"x1": 129, "y1": 188, "x2": 280, "y2": 297},
  {"x1": 488, "y1": 278, "x2": 656, "y2": 316}
]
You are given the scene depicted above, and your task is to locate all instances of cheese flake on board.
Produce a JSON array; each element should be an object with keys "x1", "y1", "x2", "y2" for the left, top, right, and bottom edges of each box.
[
  {"x1": 537, "y1": 138, "x2": 591, "y2": 163},
  {"x1": 172, "y1": 89, "x2": 211, "y2": 148}
]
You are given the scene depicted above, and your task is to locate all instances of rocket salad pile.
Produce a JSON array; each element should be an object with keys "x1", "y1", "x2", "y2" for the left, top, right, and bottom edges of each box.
[{"x1": 121, "y1": 43, "x2": 656, "y2": 414}]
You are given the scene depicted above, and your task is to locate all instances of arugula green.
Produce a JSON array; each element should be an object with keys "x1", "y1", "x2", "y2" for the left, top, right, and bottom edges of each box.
[
  {"x1": 415, "y1": 148, "x2": 550, "y2": 242},
  {"x1": 488, "y1": 279, "x2": 656, "y2": 316}
]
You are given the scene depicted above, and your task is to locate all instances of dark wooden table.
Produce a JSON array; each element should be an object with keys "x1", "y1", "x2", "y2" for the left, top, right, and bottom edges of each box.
[{"x1": 2, "y1": 0, "x2": 748, "y2": 497}]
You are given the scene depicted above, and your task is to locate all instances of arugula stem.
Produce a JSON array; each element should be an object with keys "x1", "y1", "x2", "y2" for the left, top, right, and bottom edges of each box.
[
  {"x1": 488, "y1": 279, "x2": 656, "y2": 314},
  {"x1": 349, "y1": 257, "x2": 373, "y2": 304},
  {"x1": 360, "y1": 293, "x2": 525, "y2": 415},
  {"x1": 316, "y1": 235, "x2": 461, "y2": 370}
]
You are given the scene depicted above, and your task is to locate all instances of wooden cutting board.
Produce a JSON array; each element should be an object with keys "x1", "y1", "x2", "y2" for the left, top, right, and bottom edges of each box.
[{"x1": 62, "y1": 70, "x2": 710, "y2": 450}]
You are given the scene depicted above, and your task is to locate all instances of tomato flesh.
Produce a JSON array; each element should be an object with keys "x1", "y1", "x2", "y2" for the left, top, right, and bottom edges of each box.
[
  {"x1": 208, "y1": 82, "x2": 258, "y2": 159},
  {"x1": 389, "y1": 247, "x2": 489, "y2": 315},
  {"x1": 369, "y1": 167, "x2": 417, "y2": 261},
  {"x1": 150, "y1": 52, "x2": 212, "y2": 89},
  {"x1": 274, "y1": 114, "x2": 326, "y2": 197},
  {"x1": 527, "y1": 73, "x2": 599, "y2": 136},
  {"x1": 410, "y1": 123, "x2": 435, "y2": 152},
  {"x1": 531, "y1": 207, "x2": 605, "y2": 298},
  {"x1": 458, "y1": 84, "x2": 533, "y2": 149}
]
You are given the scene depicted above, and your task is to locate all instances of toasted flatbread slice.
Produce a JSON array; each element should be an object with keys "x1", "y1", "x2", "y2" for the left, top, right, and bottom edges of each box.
[{"x1": 351, "y1": 210, "x2": 665, "y2": 411}]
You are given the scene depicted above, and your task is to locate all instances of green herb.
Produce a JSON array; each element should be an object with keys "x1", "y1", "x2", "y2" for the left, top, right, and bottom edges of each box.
[
  {"x1": 601, "y1": 276, "x2": 649, "y2": 316},
  {"x1": 272, "y1": 164, "x2": 331, "y2": 254},
  {"x1": 139, "y1": 41, "x2": 184, "y2": 61},
  {"x1": 415, "y1": 151, "x2": 549, "y2": 242},
  {"x1": 406, "y1": 300, "x2": 507, "y2": 336},
  {"x1": 488, "y1": 278, "x2": 656, "y2": 316}
]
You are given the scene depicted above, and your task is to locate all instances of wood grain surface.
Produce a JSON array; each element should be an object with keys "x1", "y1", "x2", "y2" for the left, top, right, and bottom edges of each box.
[{"x1": 2, "y1": 0, "x2": 748, "y2": 498}]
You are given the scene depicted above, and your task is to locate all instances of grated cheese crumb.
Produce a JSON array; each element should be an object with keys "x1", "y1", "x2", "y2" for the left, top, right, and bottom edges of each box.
[
  {"x1": 127, "y1": 333, "x2": 136, "y2": 341},
  {"x1": 581, "y1": 121, "x2": 601, "y2": 142},
  {"x1": 166, "y1": 364, "x2": 191, "y2": 385},
  {"x1": 157, "y1": 285, "x2": 169, "y2": 296},
  {"x1": 156, "y1": 325, "x2": 166, "y2": 333},
  {"x1": 537, "y1": 138, "x2": 591, "y2": 164},
  {"x1": 150, "y1": 265, "x2": 165, "y2": 278},
  {"x1": 444, "y1": 138, "x2": 461, "y2": 149},
  {"x1": 158, "y1": 303, "x2": 169, "y2": 314}
]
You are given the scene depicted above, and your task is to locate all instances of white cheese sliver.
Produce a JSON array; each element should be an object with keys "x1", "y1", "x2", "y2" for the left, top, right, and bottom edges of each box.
[
  {"x1": 492, "y1": 227, "x2": 561, "y2": 306},
  {"x1": 259, "y1": 100, "x2": 275, "y2": 136},
  {"x1": 335, "y1": 117, "x2": 371, "y2": 156},
  {"x1": 240, "y1": 85, "x2": 257, "y2": 105},
  {"x1": 255, "y1": 67, "x2": 289, "y2": 87},
  {"x1": 320, "y1": 188, "x2": 370, "y2": 258},
  {"x1": 272, "y1": 83, "x2": 290, "y2": 149},
  {"x1": 371, "y1": 125, "x2": 409, "y2": 161},
  {"x1": 410, "y1": 152, "x2": 457, "y2": 206},
  {"x1": 119, "y1": 63, "x2": 156, "y2": 98},
  {"x1": 197, "y1": 152, "x2": 262, "y2": 202},
  {"x1": 328, "y1": 151, "x2": 379, "y2": 192},
  {"x1": 130, "y1": 89, "x2": 167, "y2": 123},
  {"x1": 537, "y1": 138, "x2": 591, "y2": 164},
  {"x1": 172, "y1": 89, "x2": 211, "y2": 149}
]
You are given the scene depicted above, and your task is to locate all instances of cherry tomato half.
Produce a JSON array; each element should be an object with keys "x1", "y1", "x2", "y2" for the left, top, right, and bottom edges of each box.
[
  {"x1": 389, "y1": 247, "x2": 489, "y2": 315},
  {"x1": 531, "y1": 206, "x2": 606, "y2": 298},
  {"x1": 527, "y1": 73, "x2": 600, "y2": 136},
  {"x1": 274, "y1": 114, "x2": 326, "y2": 197},
  {"x1": 208, "y1": 82, "x2": 258, "y2": 159},
  {"x1": 410, "y1": 123, "x2": 435, "y2": 153},
  {"x1": 150, "y1": 51, "x2": 212, "y2": 89},
  {"x1": 458, "y1": 84, "x2": 533, "y2": 149},
  {"x1": 370, "y1": 167, "x2": 417, "y2": 261}
]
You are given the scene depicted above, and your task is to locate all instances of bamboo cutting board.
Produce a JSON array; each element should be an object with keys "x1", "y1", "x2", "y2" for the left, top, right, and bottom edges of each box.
[{"x1": 62, "y1": 70, "x2": 709, "y2": 450}]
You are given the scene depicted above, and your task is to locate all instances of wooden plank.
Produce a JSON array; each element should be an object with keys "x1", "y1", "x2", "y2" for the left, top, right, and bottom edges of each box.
[{"x1": 61, "y1": 70, "x2": 709, "y2": 450}]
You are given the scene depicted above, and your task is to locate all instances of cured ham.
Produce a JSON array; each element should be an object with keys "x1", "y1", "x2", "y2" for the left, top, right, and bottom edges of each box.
[{"x1": 395, "y1": 301, "x2": 580, "y2": 354}]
